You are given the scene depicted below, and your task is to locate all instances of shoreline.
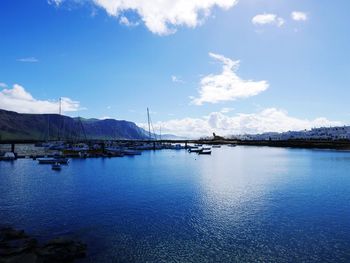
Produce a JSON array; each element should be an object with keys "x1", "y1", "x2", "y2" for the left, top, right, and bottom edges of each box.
[
  {"x1": 1, "y1": 139, "x2": 350, "y2": 160},
  {"x1": 233, "y1": 139, "x2": 350, "y2": 150}
]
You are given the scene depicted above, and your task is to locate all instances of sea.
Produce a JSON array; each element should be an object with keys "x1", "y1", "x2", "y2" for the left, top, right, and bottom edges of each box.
[{"x1": 1, "y1": 146, "x2": 350, "y2": 262}]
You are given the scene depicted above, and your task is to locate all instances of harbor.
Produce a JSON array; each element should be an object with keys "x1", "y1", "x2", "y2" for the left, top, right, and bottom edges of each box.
[
  {"x1": 2, "y1": 138, "x2": 350, "y2": 162},
  {"x1": 1, "y1": 146, "x2": 350, "y2": 262}
]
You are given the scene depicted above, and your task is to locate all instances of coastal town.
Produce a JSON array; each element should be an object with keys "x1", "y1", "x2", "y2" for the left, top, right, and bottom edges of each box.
[{"x1": 233, "y1": 126, "x2": 350, "y2": 141}]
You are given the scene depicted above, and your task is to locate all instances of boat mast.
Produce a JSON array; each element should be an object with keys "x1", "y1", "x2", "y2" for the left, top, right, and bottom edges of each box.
[
  {"x1": 147, "y1": 107, "x2": 151, "y2": 140},
  {"x1": 58, "y1": 97, "x2": 62, "y2": 140},
  {"x1": 159, "y1": 125, "x2": 162, "y2": 141},
  {"x1": 59, "y1": 97, "x2": 62, "y2": 115},
  {"x1": 47, "y1": 115, "x2": 50, "y2": 142},
  {"x1": 78, "y1": 117, "x2": 87, "y2": 142}
]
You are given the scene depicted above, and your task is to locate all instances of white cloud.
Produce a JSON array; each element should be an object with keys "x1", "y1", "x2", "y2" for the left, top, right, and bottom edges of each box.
[
  {"x1": 99, "y1": 116, "x2": 112, "y2": 120},
  {"x1": 191, "y1": 53, "x2": 269, "y2": 105},
  {"x1": 0, "y1": 84, "x2": 83, "y2": 114},
  {"x1": 17, "y1": 57, "x2": 39, "y2": 63},
  {"x1": 139, "y1": 108, "x2": 341, "y2": 138},
  {"x1": 51, "y1": 0, "x2": 238, "y2": 35},
  {"x1": 220, "y1": 107, "x2": 234, "y2": 113},
  {"x1": 47, "y1": 0, "x2": 63, "y2": 6},
  {"x1": 252, "y1": 13, "x2": 285, "y2": 27},
  {"x1": 119, "y1": 15, "x2": 139, "y2": 27},
  {"x1": 171, "y1": 75, "x2": 184, "y2": 83},
  {"x1": 291, "y1": 11, "x2": 308, "y2": 21},
  {"x1": 0, "y1": 83, "x2": 7, "y2": 88}
]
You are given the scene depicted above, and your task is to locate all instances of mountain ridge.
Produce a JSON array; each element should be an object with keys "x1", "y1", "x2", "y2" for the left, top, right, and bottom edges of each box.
[{"x1": 0, "y1": 109, "x2": 149, "y2": 140}]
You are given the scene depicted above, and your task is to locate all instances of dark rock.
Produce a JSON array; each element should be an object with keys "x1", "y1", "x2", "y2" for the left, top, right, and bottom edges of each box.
[
  {"x1": 0, "y1": 253, "x2": 39, "y2": 263},
  {"x1": 0, "y1": 228, "x2": 86, "y2": 263},
  {"x1": 37, "y1": 237, "x2": 86, "y2": 263},
  {"x1": 0, "y1": 228, "x2": 28, "y2": 242},
  {"x1": 0, "y1": 238, "x2": 37, "y2": 256}
]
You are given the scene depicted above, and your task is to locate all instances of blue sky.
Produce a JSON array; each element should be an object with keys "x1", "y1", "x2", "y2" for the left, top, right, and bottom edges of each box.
[{"x1": 0, "y1": 0, "x2": 349, "y2": 136}]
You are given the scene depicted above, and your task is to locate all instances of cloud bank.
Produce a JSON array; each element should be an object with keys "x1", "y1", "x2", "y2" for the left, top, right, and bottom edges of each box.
[
  {"x1": 140, "y1": 108, "x2": 341, "y2": 138},
  {"x1": 0, "y1": 83, "x2": 82, "y2": 114},
  {"x1": 191, "y1": 53, "x2": 269, "y2": 105},
  {"x1": 49, "y1": 0, "x2": 238, "y2": 35}
]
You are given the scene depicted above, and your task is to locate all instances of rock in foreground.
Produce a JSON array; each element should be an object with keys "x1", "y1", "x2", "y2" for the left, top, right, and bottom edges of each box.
[{"x1": 0, "y1": 227, "x2": 87, "y2": 263}]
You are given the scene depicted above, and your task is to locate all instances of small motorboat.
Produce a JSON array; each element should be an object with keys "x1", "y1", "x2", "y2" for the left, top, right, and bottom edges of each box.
[
  {"x1": 37, "y1": 157, "x2": 56, "y2": 164},
  {"x1": 188, "y1": 147, "x2": 203, "y2": 153},
  {"x1": 37, "y1": 157, "x2": 69, "y2": 164},
  {"x1": 198, "y1": 149, "x2": 211, "y2": 155},
  {"x1": 173, "y1": 144, "x2": 184, "y2": 150},
  {"x1": 51, "y1": 162, "x2": 61, "y2": 170}
]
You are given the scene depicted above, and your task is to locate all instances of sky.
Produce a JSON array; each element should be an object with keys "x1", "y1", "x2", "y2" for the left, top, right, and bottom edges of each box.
[{"x1": 0, "y1": 0, "x2": 349, "y2": 137}]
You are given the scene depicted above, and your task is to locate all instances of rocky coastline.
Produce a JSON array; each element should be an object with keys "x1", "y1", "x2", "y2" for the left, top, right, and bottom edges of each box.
[{"x1": 0, "y1": 227, "x2": 87, "y2": 263}]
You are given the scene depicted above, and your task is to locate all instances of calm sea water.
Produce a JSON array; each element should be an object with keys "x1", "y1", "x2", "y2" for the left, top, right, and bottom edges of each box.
[{"x1": 1, "y1": 146, "x2": 350, "y2": 262}]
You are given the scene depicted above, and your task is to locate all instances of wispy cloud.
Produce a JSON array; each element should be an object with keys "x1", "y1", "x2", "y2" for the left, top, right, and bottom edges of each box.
[
  {"x1": 17, "y1": 57, "x2": 39, "y2": 63},
  {"x1": 220, "y1": 107, "x2": 234, "y2": 113},
  {"x1": 171, "y1": 75, "x2": 185, "y2": 84},
  {"x1": 48, "y1": 0, "x2": 238, "y2": 35},
  {"x1": 139, "y1": 108, "x2": 341, "y2": 138},
  {"x1": 252, "y1": 13, "x2": 285, "y2": 27},
  {"x1": 0, "y1": 84, "x2": 83, "y2": 114},
  {"x1": 47, "y1": 0, "x2": 63, "y2": 6},
  {"x1": 191, "y1": 53, "x2": 268, "y2": 105},
  {"x1": 291, "y1": 11, "x2": 308, "y2": 21},
  {"x1": 119, "y1": 16, "x2": 139, "y2": 27},
  {"x1": 0, "y1": 82, "x2": 7, "y2": 88}
]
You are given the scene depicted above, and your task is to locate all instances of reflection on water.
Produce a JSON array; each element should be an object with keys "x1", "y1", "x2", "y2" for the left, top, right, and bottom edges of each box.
[{"x1": 1, "y1": 146, "x2": 350, "y2": 262}]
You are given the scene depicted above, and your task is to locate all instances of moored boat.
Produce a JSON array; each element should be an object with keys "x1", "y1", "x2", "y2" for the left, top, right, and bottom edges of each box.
[
  {"x1": 1, "y1": 152, "x2": 16, "y2": 161},
  {"x1": 51, "y1": 162, "x2": 61, "y2": 170},
  {"x1": 173, "y1": 144, "x2": 184, "y2": 150},
  {"x1": 188, "y1": 147, "x2": 203, "y2": 153},
  {"x1": 67, "y1": 143, "x2": 89, "y2": 152},
  {"x1": 37, "y1": 157, "x2": 69, "y2": 164},
  {"x1": 198, "y1": 149, "x2": 211, "y2": 155}
]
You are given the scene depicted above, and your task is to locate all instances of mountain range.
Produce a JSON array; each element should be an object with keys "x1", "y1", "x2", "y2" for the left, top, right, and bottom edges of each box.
[{"x1": 0, "y1": 109, "x2": 150, "y2": 140}]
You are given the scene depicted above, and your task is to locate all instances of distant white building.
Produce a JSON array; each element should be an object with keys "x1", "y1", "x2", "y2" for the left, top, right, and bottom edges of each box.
[{"x1": 230, "y1": 126, "x2": 350, "y2": 141}]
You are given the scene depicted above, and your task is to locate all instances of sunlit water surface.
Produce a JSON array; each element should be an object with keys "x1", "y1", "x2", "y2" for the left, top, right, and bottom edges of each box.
[{"x1": 1, "y1": 146, "x2": 350, "y2": 262}]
